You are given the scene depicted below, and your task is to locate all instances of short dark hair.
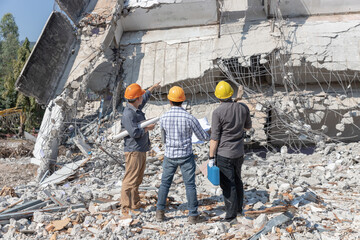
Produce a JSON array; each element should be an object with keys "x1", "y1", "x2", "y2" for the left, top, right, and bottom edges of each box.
[
  {"x1": 219, "y1": 98, "x2": 232, "y2": 102},
  {"x1": 170, "y1": 101, "x2": 183, "y2": 106},
  {"x1": 127, "y1": 98, "x2": 138, "y2": 103}
]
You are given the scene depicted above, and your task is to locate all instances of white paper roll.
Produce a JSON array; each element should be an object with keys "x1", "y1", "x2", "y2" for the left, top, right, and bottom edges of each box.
[{"x1": 112, "y1": 117, "x2": 160, "y2": 141}]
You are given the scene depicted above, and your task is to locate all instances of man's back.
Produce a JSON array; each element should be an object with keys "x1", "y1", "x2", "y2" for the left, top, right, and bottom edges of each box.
[
  {"x1": 211, "y1": 101, "x2": 251, "y2": 158},
  {"x1": 161, "y1": 106, "x2": 209, "y2": 158}
]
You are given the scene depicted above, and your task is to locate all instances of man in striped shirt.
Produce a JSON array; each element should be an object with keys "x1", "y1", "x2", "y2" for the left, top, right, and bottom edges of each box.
[{"x1": 156, "y1": 86, "x2": 209, "y2": 224}]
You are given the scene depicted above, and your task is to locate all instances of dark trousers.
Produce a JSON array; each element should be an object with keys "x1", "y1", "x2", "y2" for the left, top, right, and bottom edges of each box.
[{"x1": 216, "y1": 155, "x2": 244, "y2": 220}]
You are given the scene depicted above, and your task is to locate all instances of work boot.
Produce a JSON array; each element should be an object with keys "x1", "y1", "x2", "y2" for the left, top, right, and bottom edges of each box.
[
  {"x1": 121, "y1": 207, "x2": 130, "y2": 216},
  {"x1": 156, "y1": 210, "x2": 165, "y2": 222},
  {"x1": 132, "y1": 203, "x2": 146, "y2": 210},
  {"x1": 188, "y1": 215, "x2": 206, "y2": 224}
]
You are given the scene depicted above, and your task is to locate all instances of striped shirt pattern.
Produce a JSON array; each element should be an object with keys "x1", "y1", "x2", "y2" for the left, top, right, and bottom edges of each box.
[{"x1": 160, "y1": 106, "x2": 209, "y2": 158}]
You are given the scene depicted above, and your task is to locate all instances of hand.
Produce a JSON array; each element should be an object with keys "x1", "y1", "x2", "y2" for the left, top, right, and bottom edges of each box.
[
  {"x1": 145, "y1": 123, "x2": 156, "y2": 132},
  {"x1": 149, "y1": 82, "x2": 161, "y2": 92},
  {"x1": 248, "y1": 128, "x2": 255, "y2": 136},
  {"x1": 208, "y1": 158, "x2": 215, "y2": 167}
]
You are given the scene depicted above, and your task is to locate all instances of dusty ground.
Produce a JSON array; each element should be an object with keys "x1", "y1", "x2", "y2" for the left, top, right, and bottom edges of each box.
[
  {"x1": 0, "y1": 139, "x2": 37, "y2": 188},
  {"x1": 0, "y1": 162, "x2": 37, "y2": 189}
]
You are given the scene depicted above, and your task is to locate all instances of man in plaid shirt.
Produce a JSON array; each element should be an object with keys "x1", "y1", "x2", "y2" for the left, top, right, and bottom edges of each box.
[{"x1": 156, "y1": 86, "x2": 209, "y2": 224}]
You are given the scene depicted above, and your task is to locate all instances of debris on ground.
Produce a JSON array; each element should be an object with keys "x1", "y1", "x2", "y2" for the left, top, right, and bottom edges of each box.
[{"x1": 0, "y1": 121, "x2": 359, "y2": 239}]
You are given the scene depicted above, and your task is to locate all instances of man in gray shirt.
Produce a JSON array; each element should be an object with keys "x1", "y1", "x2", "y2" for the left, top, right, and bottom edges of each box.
[
  {"x1": 120, "y1": 82, "x2": 160, "y2": 211},
  {"x1": 209, "y1": 81, "x2": 252, "y2": 224}
]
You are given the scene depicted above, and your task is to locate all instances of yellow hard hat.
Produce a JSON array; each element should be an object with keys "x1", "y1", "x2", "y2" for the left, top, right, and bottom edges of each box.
[
  {"x1": 215, "y1": 81, "x2": 234, "y2": 99},
  {"x1": 168, "y1": 86, "x2": 186, "y2": 102}
]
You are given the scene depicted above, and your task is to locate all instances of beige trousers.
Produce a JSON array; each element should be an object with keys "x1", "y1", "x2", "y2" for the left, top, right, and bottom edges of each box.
[{"x1": 120, "y1": 152, "x2": 146, "y2": 209}]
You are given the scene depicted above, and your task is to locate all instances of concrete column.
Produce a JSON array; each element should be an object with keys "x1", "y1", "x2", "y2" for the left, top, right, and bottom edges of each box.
[{"x1": 33, "y1": 98, "x2": 65, "y2": 182}]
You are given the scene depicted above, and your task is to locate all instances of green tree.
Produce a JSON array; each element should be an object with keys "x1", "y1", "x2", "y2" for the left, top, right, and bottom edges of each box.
[
  {"x1": 0, "y1": 14, "x2": 44, "y2": 132},
  {"x1": 15, "y1": 38, "x2": 44, "y2": 131},
  {"x1": 0, "y1": 13, "x2": 19, "y2": 40},
  {"x1": 0, "y1": 13, "x2": 19, "y2": 109}
]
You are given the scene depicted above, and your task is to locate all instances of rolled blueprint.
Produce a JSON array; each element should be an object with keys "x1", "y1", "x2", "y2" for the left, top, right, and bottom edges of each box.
[{"x1": 112, "y1": 117, "x2": 160, "y2": 141}]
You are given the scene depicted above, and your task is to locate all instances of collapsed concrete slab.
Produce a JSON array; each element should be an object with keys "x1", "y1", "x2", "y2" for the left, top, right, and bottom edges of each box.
[
  {"x1": 15, "y1": 12, "x2": 76, "y2": 105},
  {"x1": 55, "y1": 0, "x2": 92, "y2": 24}
]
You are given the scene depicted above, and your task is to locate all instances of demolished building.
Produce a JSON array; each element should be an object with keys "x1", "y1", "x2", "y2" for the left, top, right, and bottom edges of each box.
[
  {"x1": 15, "y1": 0, "x2": 360, "y2": 177},
  {"x1": 2, "y1": 1, "x2": 360, "y2": 238}
]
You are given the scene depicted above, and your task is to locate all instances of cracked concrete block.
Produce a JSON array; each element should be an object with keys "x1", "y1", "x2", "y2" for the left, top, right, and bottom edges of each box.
[
  {"x1": 336, "y1": 123, "x2": 345, "y2": 132},
  {"x1": 279, "y1": 183, "x2": 291, "y2": 193},
  {"x1": 98, "y1": 202, "x2": 118, "y2": 212},
  {"x1": 33, "y1": 212, "x2": 52, "y2": 223},
  {"x1": 321, "y1": 125, "x2": 328, "y2": 133},
  {"x1": 253, "y1": 214, "x2": 268, "y2": 229},
  {"x1": 70, "y1": 81, "x2": 81, "y2": 89},
  {"x1": 309, "y1": 111, "x2": 325, "y2": 124},
  {"x1": 280, "y1": 146, "x2": 288, "y2": 156},
  {"x1": 341, "y1": 117, "x2": 354, "y2": 125}
]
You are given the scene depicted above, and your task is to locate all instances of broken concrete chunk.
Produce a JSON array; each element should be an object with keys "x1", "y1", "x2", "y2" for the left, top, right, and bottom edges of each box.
[
  {"x1": 278, "y1": 183, "x2": 291, "y2": 193},
  {"x1": 336, "y1": 123, "x2": 345, "y2": 132},
  {"x1": 253, "y1": 214, "x2": 268, "y2": 229},
  {"x1": 33, "y1": 212, "x2": 53, "y2": 223},
  {"x1": 309, "y1": 111, "x2": 325, "y2": 124}
]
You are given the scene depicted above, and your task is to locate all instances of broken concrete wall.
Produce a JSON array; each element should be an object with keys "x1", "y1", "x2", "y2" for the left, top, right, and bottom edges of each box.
[
  {"x1": 117, "y1": 1, "x2": 360, "y2": 148},
  {"x1": 15, "y1": 12, "x2": 76, "y2": 105}
]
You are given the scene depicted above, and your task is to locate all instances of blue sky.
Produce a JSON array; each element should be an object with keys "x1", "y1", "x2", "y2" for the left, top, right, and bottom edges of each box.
[{"x1": 0, "y1": 0, "x2": 54, "y2": 42}]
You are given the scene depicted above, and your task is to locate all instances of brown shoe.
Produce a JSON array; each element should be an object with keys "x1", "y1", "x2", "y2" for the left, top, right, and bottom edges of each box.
[
  {"x1": 132, "y1": 203, "x2": 146, "y2": 210},
  {"x1": 156, "y1": 210, "x2": 165, "y2": 222},
  {"x1": 188, "y1": 215, "x2": 206, "y2": 224},
  {"x1": 121, "y1": 207, "x2": 130, "y2": 216}
]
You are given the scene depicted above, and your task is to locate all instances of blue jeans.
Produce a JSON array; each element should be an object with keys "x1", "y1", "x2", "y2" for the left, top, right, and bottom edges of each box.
[{"x1": 156, "y1": 154, "x2": 199, "y2": 216}]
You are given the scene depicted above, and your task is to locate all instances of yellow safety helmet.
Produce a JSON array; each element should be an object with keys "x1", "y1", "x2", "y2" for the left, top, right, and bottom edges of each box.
[
  {"x1": 214, "y1": 81, "x2": 234, "y2": 99},
  {"x1": 168, "y1": 86, "x2": 186, "y2": 102}
]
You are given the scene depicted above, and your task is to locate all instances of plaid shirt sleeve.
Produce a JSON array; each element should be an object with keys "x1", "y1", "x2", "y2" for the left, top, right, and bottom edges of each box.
[{"x1": 190, "y1": 116, "x2": 210, "y2": 141}]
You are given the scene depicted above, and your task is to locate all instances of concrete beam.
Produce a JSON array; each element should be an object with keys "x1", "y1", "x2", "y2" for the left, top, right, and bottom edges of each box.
[
  {"x1": 265, "y1": 0, "x2": 360, "y2": 18},
  {"x1": 15, "y1": 12, "x2": 76, "y2": 104},
  {"x1": 122, "y1": 0, "x2": 218, "y2": 31}
]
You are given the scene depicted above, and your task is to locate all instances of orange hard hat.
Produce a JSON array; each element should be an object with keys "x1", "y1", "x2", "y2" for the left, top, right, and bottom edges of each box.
[
  {"x1": 168, "y1": 86, "x2": 186, "y2": 102},
  {"x1": 124, "y1": 83, "x2": 146, "y2": 100}
]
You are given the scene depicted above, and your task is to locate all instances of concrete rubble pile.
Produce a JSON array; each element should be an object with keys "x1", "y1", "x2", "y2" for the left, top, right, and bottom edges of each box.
[
  {"x1": 0, "y1": 120, "x2": 360, "y2": 239},
  {"x1": 3, "y1": 0, "x2": 360, "y2": 239}
]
